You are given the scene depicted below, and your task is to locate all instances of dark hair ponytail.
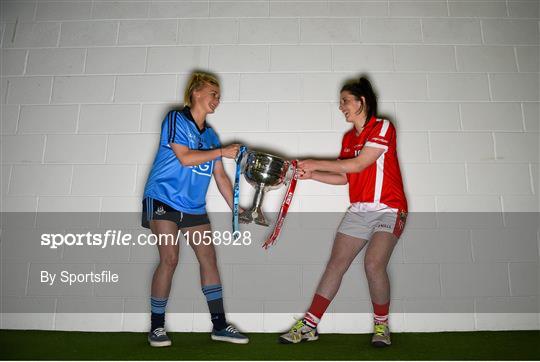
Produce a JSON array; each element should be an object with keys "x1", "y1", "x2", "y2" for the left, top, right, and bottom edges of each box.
[{"x1": 340, "y1": 76, "x2": 378, "y2": 120}]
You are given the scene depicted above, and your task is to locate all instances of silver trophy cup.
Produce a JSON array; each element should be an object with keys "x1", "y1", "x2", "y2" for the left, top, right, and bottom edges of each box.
[{"x1": 238, "y1": 150, "x2": 293, "y2": 226}]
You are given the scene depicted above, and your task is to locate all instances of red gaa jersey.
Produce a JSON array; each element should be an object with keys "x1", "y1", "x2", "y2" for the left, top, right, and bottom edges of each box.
[{"x1": 339, "y1": 117, "x2": 407, "y2": 211}]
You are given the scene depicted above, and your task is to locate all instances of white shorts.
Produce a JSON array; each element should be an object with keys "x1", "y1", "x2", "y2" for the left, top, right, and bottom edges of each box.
[{"x1": 337, "y1": 203, "x2": 407, "y2": 240}]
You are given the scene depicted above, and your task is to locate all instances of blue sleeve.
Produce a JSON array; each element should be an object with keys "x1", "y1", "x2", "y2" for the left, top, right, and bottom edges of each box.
[{"x1": 167, "y1": 111, "x2": 189, "y2": 147}]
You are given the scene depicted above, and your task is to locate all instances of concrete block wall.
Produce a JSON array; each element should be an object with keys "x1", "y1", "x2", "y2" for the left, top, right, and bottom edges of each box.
[{"x1": 1, "y1": 0, "x2": 538, "y2": 332}]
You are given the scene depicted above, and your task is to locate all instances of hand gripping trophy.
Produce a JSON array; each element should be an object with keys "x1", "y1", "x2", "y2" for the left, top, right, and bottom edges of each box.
[{"x1": 232, "y1": 147, "x2": 298, "y2": 249}]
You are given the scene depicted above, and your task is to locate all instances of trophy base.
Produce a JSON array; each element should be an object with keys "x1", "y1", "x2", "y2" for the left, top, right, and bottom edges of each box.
[{"x1": 239, "y1": 210, "x2": 269, "y2": 227}]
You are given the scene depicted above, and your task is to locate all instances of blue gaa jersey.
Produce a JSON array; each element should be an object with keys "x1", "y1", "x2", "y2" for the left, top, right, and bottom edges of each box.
[{"x1": 143, "y1": 107, "x2": 221, "y2": 214}]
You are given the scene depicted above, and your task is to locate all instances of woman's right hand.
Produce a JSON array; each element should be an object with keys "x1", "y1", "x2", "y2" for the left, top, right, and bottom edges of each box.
[{"x1": 220, "y1": 144, "x2": 241, "y2": 159}]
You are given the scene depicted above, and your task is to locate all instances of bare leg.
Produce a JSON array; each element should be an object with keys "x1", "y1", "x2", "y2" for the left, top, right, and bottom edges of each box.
[
  {"x1": 182, "y1": 223, "x2": 221, "y2": 287},
  {"x1": 363, "y1": 231, "x2": 398, "y2": 305},
  {"x1": 150, "y1": 220, "x2": 180, "y2": 298},
  {"x1": 315, "y1": 232, "x2": 368, "y2": 300}
]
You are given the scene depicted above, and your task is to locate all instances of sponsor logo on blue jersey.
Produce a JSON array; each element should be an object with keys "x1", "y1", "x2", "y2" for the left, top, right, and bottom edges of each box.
[{"x1": 192, "y1": 161, "x2": 213, "y2": 177}]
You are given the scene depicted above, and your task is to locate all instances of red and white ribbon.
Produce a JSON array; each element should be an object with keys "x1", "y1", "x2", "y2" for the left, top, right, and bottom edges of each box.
[{"x1": 262, "y1": 160, "x2": 299, "y2": 250}]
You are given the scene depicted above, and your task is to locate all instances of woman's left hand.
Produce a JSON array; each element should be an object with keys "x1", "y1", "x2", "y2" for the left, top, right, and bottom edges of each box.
[{"x1": 298, "y1": 159, "x2": 318, "y2": 172}]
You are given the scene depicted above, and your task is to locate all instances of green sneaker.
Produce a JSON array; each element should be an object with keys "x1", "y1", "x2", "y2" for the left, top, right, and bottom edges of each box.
[
  {"x1": 371, "y1": 321, "x2": 391, "y2": 347},
  {"x1": 279, "y1": 319, "x2": 319, "y2": 344}
]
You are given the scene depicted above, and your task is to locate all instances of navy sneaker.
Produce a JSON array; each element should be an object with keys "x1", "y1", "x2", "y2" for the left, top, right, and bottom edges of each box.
[
  {"x1": 211, "y1": 324, "x2": 249, "y2": 344},
  {"x1": 148, "y1": 327, "x2": 172, "y2": 347}
]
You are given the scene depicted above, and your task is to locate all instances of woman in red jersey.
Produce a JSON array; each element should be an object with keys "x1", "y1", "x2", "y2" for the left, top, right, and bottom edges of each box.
[{"x1": 279, "y1": 77, "x2": 407, "y2": 347}]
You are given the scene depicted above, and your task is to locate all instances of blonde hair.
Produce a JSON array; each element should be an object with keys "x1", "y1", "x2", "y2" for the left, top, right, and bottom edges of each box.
[{"x1": 183, "y1": 71, "x2": 220, "y2": 107}]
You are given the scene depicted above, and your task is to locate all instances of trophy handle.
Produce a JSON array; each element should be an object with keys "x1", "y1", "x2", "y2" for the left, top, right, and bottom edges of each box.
[{"x1": 239, "y1": 183, "x2": 269, "y2": 227}]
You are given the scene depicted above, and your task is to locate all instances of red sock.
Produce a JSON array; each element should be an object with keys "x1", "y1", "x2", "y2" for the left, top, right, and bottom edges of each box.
[
  {"x1": 372, "y1": 301, "x2": 390, "y2": 323},
  {"x1": 303, "y1": 294, "x2": 331, "y2": 328}
]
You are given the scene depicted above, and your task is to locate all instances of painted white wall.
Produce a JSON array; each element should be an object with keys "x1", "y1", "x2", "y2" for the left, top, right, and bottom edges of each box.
[{"x1": 1, "y1": 0, "x2": 538, "y2": 332}]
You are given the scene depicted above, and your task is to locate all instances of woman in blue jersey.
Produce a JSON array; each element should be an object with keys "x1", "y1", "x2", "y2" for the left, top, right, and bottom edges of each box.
[{"x1": 142, "y1": 71, "x2": 248, "y2": 347}]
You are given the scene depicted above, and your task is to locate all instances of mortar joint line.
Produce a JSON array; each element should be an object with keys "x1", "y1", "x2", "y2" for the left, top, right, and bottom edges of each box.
[
  {"x1": 391, "y1": 44, "x2": 396, "y2": 72},
  {"x1": 133, "y1": 163, "x2": 139, "y2": 196},
  {"x1": 23, "y1": 49, "x2": 30, "y2": 75},
  {"x1": 74, "y1": 104, "x2": 81, "y2": 135},
  {"x1": 512, "y1": 46, "x2": 520, "y2": 72},
  {"x1": 464, "y1": 162, "x2": 470, "y2": 194},
  {"x1": 506, "y1": 262, "x2": 513, "y2": 296},
  {"x1": 457, "y1": 103, "x2": 464, "y2": 131},
  {"x1": 65, "y1": 164, "x2": 74, "y2": 196},
  {"x1": 98, "y1": 191, "x2": 103, "y2": 214},
  {"x1": 11, "y1": 16, "x2": 18, "y2": 44},
  {"x1": 115, "y1": 21, "x2": 120, "y2": 45},
  {"x1": 453, "y1": 45, "x2": 458, "y2": 71},
  {"x1": 32, "y1": 0, "x2": 38, "y2": 22},
  {"x1": 265, "y1": 102, "x2": 270, "y2": 131},
  {"x1": 138, "y1": 103, "x2": 143, "y2": 132},
  {"x1": 528, "y1": 163, "x2": 535, "y2": 195},
  {"x1": 426, "y1": 130, "x2": 433, "y2": 163},
  {"x1": 267, "y1": 44, "x2": 271, "y2": 73},
  {"x1": 235, "y1": 18, "x2": 239, "y2": 44},
  {"x1": 41, "y1": 133, "x2": 47, "y2": 164},
  {"x1": 104, "y1": 134, "x2": 109, "y2": 164},
  {"x1": 82, "y1": 48, "x2": 88, "y2": 74},
  {"x1": 5, "y1": 164, "x2": 13, "y2": 198},
  {"x1": 176, "y1": 18, "x2": 180, "y2": 45},
  {"x1": 473, "y1": 297, "x2": 478, "y2": 331},
  {"x1": 48, "y1": 75, "x2": 55, "y2": 105},
  {"x1": 519, "y1": 102, "x2": 527, "y2": 132},
  {"x1": 23, "y1": 260, "x2": 32, "y2": 297},
  {"x1": 206, "y1": 44, "x2": 211, "y2": 71},
  {"x1": 14, "y1": 104, "x2": 21, "y2": 134},
  {"x1": 469, "y1": 229, "x2": 475, "y2": 263},
  {"x1": 56, "y1": 22, "x2": 61, "y2": 48},
  {"x1": 419, "y1": 18, "x2": 424, "y2": 43},
  {"x1": 297, "y1": 16, "x2": 301, "y2": 44},
  {"x1": 5, "y1": 79, "x2": 11, "y2": 104},
  {"x1": 52, "y1": 298, "x2": 58, "y2": 331},
  {"x1": 486, "y1": 72, "x2": 493, "y2": 102},
  {"x1": 90, "y1": 0, "x2": 96, "y2": 19},
  {"x1": 330, "y1": 44, "x2": 334, "y2": 72},
  {"x1": 112, "y1": 75, "x2": 117, "y2": 103},
  {"x1": 120, "y1": 299, "x2": 126, "y2": 331},
  {"x1": 438, "y1": 263, "x2": 443, "y2": 300},
  {"x1": 425, "y1": 73, "x2": 430, "y2": 104},
  {"x1": 143, "y1": 46, "x2": 149, "y2": 73},
  {"x1": 491, "y1": 131, "x2": 498, "y2": 162},
  {"x1": 144, "y1": 1, "x2": 150, "y2": 18},
  {"x1": 479, "y1": 19, "x2": 485, "y2": 45}
]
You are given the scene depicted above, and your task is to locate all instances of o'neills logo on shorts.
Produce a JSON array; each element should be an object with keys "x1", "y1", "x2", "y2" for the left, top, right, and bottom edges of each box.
[
  {"x1": 155, "y1": 205, "x2": 166, "y2": 216},
  {"x1": 377, "y1": 223, "x2": 392, "y2": 229}
]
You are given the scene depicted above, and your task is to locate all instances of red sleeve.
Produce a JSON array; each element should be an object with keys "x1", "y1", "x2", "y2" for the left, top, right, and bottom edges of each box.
[{"x1": 365, "y1": 119, "x2": 394, "y2": 152}]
